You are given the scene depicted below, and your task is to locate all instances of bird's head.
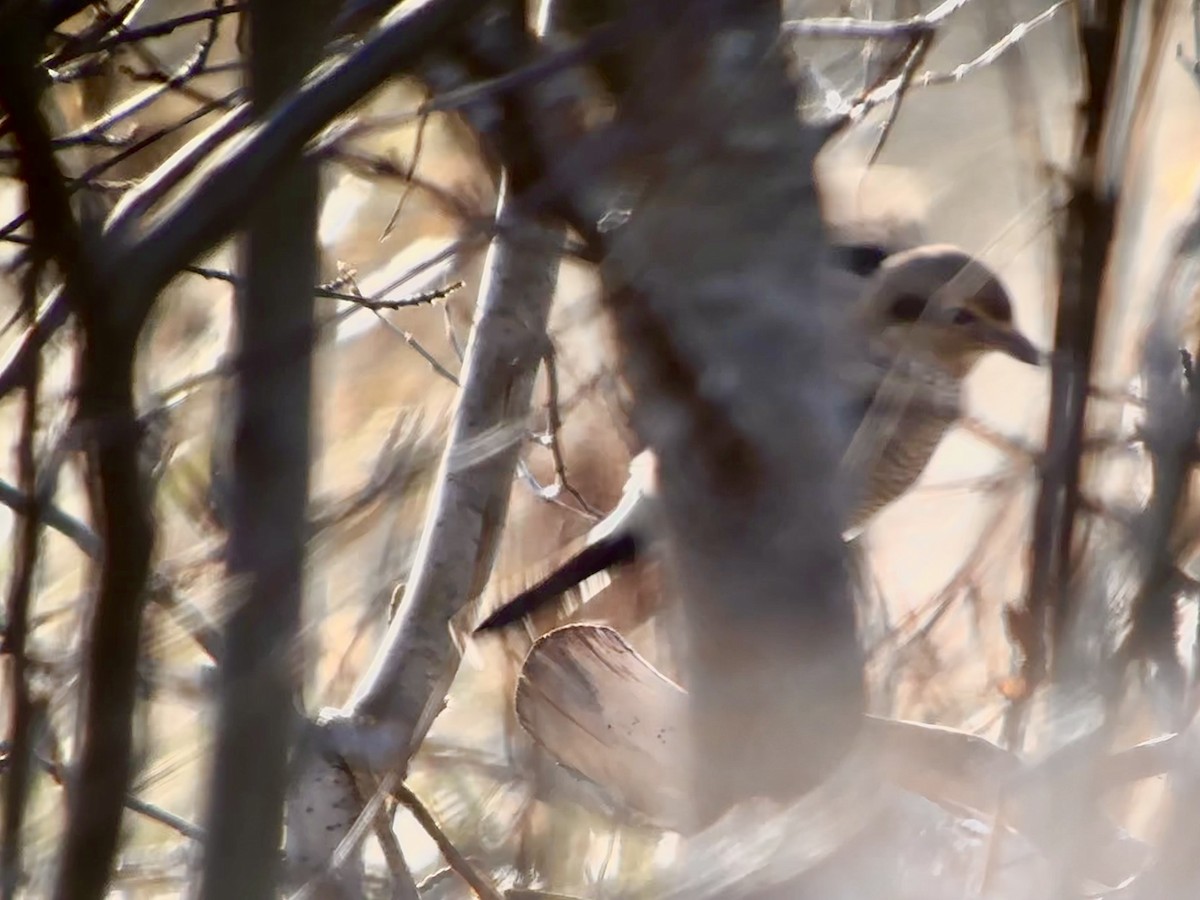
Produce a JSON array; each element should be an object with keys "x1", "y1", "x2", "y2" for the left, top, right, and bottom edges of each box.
[{"x1": 858, "y1": 245, "x2": 1043, "y2": 377}]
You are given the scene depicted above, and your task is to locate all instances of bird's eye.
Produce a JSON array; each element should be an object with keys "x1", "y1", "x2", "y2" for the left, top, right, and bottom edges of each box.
[
  {"x1": 951, "y1": 308, "x2": 979, "y2": 326},
  {"x1": 888, "y1": 293, "x2": 928, "y2": 323},
  {"x1": 835, "y1": 243, "x2": 890, "y2": 277}
]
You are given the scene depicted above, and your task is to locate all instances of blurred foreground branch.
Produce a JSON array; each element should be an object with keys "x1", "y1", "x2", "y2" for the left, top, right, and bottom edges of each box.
[
  {"x1": 599, "y1": 1, "x2": 863, "y2": 841},
  {"x1": 196, "y1": 0, "x2": 333, "y2": 896}
]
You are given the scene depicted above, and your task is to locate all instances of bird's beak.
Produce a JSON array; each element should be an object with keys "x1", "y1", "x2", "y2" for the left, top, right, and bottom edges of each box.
[{"x1": 976, "y1": 321, "x2": 1044, "y2": 366}]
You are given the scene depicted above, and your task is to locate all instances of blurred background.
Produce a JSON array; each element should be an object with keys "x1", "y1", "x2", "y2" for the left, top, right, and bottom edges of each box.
[{"x1": 3, "y1": 0, "x2": 1200, "y2": 896}]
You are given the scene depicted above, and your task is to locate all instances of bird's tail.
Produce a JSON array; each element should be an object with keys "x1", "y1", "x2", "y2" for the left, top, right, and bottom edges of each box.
[{"x1": 473, "y1": 530, "x2": 640, "y2": 633}]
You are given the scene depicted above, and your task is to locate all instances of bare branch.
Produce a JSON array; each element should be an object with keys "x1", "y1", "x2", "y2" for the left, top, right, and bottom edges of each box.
[
  {"x1": 1010, "y1": 1, "x2": 1129, "y2": 731},
  {"x1": 393, "y1": 783, "x2": 504, "y2": 900},
  {"x1": 0, "y1": 0, "x2": 488, "y2": 407},
  {"x1": 920, "y1": 1, "x2": 1074, "y2": 88},
  {"x1": 782, "y1": 0, "x2": 977, "y2": 39},
  {"x1": 343, "y1": 169, "x2": 564, "y2": 753},
  {"x1": 0, "y1": 210, "x2": 44, "y2": 900},
  {"x1": 0, "y1": 480, "x2": 100, "y2": 559},
  {"x1": 47, "y1": 3, "x2": 248, "y2": 66},
  {"x1": 536, "y1": 348, "x2": 603, "y2": 517},
  {"x1": 54, "y1": 0, "x2": 234, "y2": 149},
  {"x1": 0, "y1": 14, "x2": 157, "y2": 900}
]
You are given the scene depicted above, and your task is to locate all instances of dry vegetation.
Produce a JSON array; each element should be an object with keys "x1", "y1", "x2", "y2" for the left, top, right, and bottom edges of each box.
[{"x1": 2, "y1": 0, "x2": 1200, "y2": 898}]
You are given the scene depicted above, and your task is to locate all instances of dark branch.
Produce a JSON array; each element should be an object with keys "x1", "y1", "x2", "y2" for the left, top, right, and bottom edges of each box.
[{"x1": 0, "y1": 12, "x2": 156, "y2": 900}]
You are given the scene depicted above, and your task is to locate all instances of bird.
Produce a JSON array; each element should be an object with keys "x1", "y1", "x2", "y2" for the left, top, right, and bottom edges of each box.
[
  {"x1": 474, "y1": 242, "x2": 1041, "y2": 634},
  {"x1": 842, "y1": 244, "x2": 1041, "y2": 526}
]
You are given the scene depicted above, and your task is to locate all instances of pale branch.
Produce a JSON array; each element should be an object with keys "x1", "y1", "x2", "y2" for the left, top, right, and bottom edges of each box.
[
  {"x1": 341, "y1": 169, "x2": 565, "y2": 754},
  {"x1": 919, "y1": 1, "x2": 1075, "y2": 89},
  {"x1": 367, "y1": 793, "x2": 420, "y2": 900},
  {"x1": 781, "y1": 0, "x2": 977, "y2": 39},
  {"x1": 285, "y1": 752, "x2": 369, "y2": 899},
  {"x1": 289, "y1": 22, "x2": 567, "y2": 883}
]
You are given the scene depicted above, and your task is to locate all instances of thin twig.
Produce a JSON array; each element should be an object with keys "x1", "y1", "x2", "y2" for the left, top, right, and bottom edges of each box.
[
  {"x1": 362, "y1": 785, "x2": 419, "y2": 900},
  {"x1": 335, "y1": 272, "x2": 462, "y2": 385},
  {"x1": 0, "y1": 227, "x2": 43, "y2": 900},
  {"x1": 44, "y1": 2, "x2": 245, "y2": 66},
  {"x1": 539, "y1": 348, "x2": 602, "y2": 517},
  {"x1": 56, "y1": 1, "x2": 232, "y2": 149},
  {"x1": 866, "y1": 33, "x2": 931, "y2": 165},
  {"x1": 782, "y1": 0, "x2": 977, "y2": 39},
  {"x1": 380, "y1": 101, "x2": 430, "y2": 242},
  {"x1": 332, "y1": 147, "x2": 494, "y2": 224},
  {"x1": 392, "y1": 784, "x2": 504, "y2": 900},
  {"x1": 0, "y1": 746, "x2": 206, "y2": 843},
  {"x1": 186, "y1": 260, "x2": 462, "y2": 307},
  {"x1": 349, "y1": 283, "x2": 464, "y2": 312},
  {"x1": 0, "y1": 480, "x2": 101, "y2": 559},
  {"x1": 919, "y1": 1, "x2": 1075, "y2": 88}
]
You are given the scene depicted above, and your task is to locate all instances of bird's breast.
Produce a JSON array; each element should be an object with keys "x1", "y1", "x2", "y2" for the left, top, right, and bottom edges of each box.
[{"x1": 847, "y1": 362, "x2": 963, "y2": 527}]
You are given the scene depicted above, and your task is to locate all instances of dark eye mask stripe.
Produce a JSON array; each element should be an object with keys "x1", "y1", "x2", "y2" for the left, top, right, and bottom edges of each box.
[
  {"x1": 887, "y1": 293, "x2": 928, "y2": 322},
  {"x1": 833, "y1": 243, "x2": 890, "y2": 277}
]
